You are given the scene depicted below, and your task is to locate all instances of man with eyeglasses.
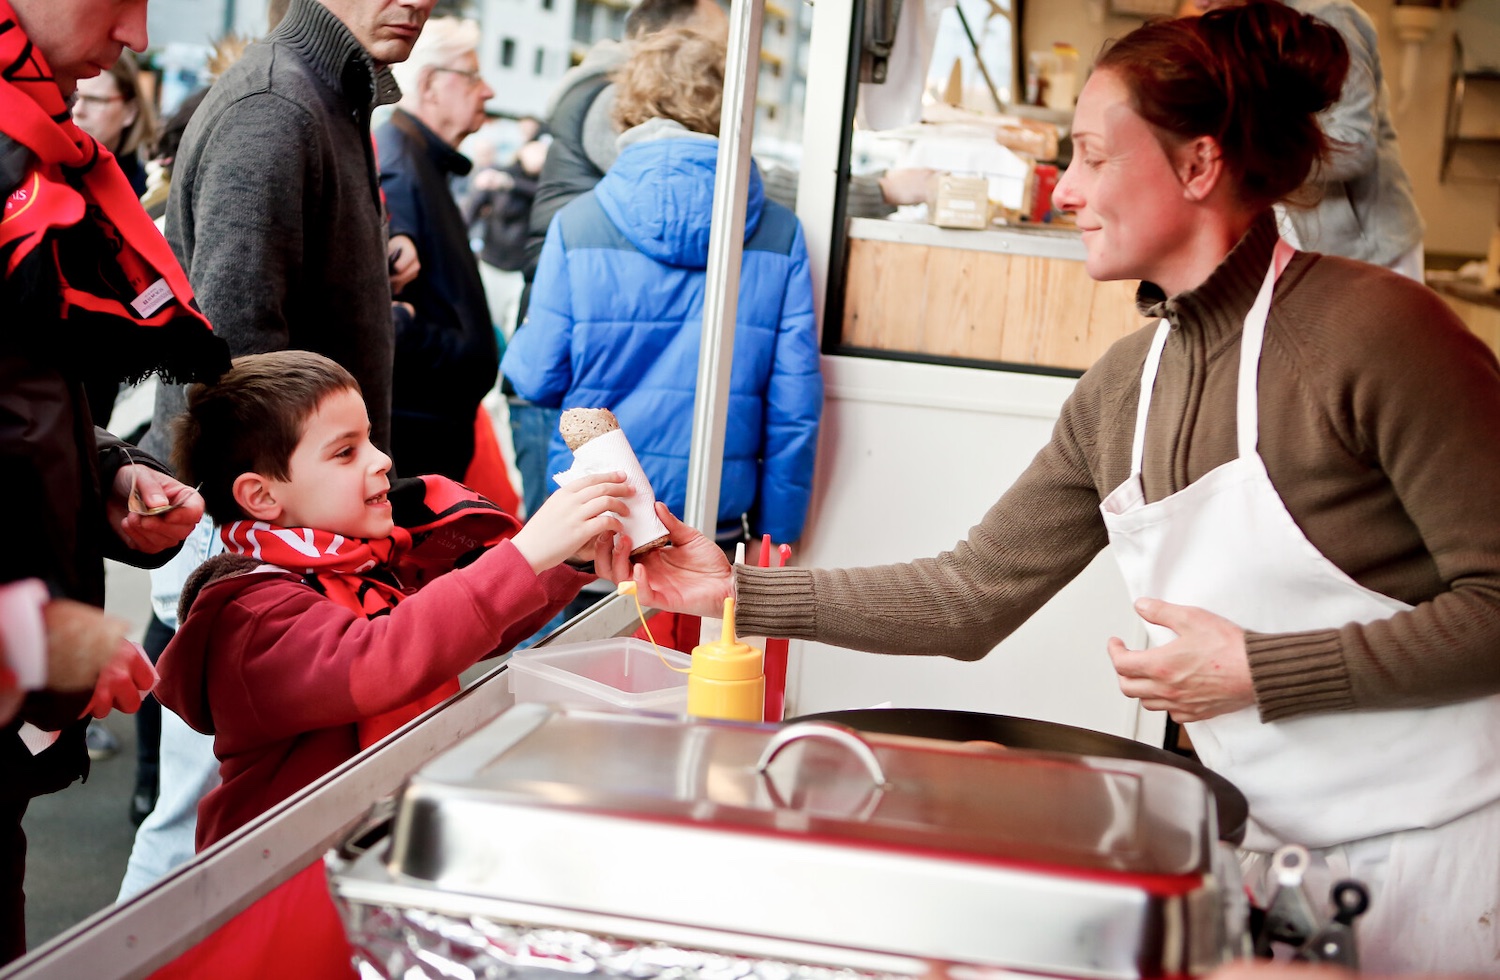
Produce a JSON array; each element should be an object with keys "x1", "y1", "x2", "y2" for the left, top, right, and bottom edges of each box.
[{"x1": 377, "y1": 18, "x2": 502, "y2": 481}]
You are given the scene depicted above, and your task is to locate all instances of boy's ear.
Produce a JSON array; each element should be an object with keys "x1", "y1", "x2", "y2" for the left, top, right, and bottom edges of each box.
[{"x1": 232, "y1": 472, "x2": 283, "y2": 522}]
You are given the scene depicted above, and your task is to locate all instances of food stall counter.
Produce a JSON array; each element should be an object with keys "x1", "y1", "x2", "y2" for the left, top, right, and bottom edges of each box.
[{"x1": 841, "y1": 217, "x2": 1143, "y2": 374}]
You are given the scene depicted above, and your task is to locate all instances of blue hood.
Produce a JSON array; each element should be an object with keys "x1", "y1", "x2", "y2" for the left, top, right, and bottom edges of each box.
[{"x1": 592, "y1": 136, "x2": 765, "y2": 268}]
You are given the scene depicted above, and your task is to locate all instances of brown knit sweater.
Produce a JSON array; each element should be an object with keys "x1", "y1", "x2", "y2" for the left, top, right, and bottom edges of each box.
[{"x1": 737, "y1": 213, "x2": 1500, "y2": 722}]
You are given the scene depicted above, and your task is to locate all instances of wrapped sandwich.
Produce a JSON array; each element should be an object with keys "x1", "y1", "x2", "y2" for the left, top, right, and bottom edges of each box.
[{"x1": 553, "y1": 408, "x2": 670, "y2": 556}]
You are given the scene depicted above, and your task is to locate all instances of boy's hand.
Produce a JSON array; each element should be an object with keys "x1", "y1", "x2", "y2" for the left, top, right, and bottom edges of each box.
[
  {"x1": 511, "y1": 473, "x2": 630, "y2": 574},
  {"x1": 596, "y1": 503, "x2": 734, "y2": 618},
  {"x1": 108, "y1": 466, "x2": 205, "y2": 553}
]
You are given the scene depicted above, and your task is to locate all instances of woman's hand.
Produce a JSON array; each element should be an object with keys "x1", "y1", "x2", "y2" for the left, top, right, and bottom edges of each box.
[
  {"x1": 1106, "y1": 597, "x2": 1255, "y2": 722},
  {"x1": 511, "y1": 473, "x2": 629, "y2": 574},
  {"x1": 108, "y1": 466, "x2": 205, "y2": 554},
  {"x1": 596, "y1": 503, "x2": 733, "y2": 618}
]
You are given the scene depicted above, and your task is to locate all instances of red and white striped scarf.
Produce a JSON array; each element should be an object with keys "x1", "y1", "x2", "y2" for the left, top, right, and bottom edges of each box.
[{"x1": 220, "y1": 476, "x2": 521, "y2": 747}]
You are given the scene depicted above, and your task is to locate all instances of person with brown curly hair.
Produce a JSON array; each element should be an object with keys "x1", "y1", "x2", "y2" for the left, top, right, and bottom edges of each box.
[{"x1": 502, "y1": 27, "x2": 822, "y2": 555}]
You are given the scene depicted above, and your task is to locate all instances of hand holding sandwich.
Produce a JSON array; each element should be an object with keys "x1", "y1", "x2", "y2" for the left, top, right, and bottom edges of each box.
[
  {"x1": 511, "y1": 472, "x2": 631, "y2": 574},
  {"x1": 597, "y1": 503, "x2": 734, "y2": 618}
]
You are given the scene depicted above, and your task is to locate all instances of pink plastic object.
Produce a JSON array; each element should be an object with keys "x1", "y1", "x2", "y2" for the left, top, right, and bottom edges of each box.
[{"x1": 762, "y1": 538, "x2": 791, "y2": 722}]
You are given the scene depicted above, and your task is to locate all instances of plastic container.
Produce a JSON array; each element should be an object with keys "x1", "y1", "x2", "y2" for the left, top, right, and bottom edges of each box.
[{"x1": 506, "y1": 638, "x2": 690, "y2": 713}]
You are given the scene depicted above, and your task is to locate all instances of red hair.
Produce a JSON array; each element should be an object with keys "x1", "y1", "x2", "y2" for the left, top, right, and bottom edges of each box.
[{"x1": 1096, "y1": 0, "x2": 1348, "y2": 209}]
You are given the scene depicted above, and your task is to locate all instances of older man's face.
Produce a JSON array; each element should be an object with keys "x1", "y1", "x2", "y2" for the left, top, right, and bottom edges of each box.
[
  {"x1": 419, "y1": 50, "x2": 494, "y2": 146},
  {"x1": 12, "y1": 0, "x2": 148, "y2": 96},
  {"x1": 319, "y1": 0, "x2": 439, "y2": 67}
]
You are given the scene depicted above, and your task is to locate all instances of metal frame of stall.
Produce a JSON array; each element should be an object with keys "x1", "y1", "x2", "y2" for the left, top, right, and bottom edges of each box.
[{"x1": 0, "y1": 0, "x2": 844, "y2": 972}]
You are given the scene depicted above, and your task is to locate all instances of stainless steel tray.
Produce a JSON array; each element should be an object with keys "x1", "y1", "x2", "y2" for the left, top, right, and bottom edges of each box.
[{"x1": 331, "y1": 703, "x2": 1244, "y2": 979}]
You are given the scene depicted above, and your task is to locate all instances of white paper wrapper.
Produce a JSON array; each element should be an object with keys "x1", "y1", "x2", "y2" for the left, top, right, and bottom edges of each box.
[{"x1": 553, "y1": 428, "x2": 670, "y2": 553}]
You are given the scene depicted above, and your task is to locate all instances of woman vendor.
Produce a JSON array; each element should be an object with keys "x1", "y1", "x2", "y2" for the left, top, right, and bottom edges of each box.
[{"x1": 598, "y1": 1, "x2": 1500, "y2": 972}]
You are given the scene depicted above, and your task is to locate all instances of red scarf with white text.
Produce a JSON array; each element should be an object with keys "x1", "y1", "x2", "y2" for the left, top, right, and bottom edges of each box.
[
  {"x1": 0, "y1": 2, "x2": 226, "y2": 384},
  {"x1": 220, "y1": 476, "x2": 521, "y2": 747}
]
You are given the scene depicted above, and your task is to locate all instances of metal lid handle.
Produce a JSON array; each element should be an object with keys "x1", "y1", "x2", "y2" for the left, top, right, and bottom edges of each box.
[{"x1": 755, "y1": 721, "x2": 889, "y2": 789}]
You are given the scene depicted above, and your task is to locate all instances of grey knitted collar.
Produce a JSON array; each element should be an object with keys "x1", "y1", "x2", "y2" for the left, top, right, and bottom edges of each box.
[{"x1": 269, "y1": 0, "x2": 402, "y2": 111}]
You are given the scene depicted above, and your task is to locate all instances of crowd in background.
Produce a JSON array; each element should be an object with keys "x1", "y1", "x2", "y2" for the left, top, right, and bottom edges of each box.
[{"x1": 5, "y1": 0, "x2": 1493, "y2": 977}]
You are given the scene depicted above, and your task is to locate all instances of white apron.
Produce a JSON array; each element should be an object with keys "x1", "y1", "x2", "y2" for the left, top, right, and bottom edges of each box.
[{"x1": 1099, "y1": 240, "x2": 1500, "y2": 971}]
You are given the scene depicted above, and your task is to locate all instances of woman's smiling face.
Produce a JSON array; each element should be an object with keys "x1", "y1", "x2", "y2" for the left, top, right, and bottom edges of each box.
[{"x1": 1052, "y1": 69, "x2": 1202, "y2": 291}]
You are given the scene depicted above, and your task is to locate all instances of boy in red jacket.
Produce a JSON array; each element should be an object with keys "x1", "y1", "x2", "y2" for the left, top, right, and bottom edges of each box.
[{"x1": 155, "y1": 350, "x2": 629, "y2": 849}]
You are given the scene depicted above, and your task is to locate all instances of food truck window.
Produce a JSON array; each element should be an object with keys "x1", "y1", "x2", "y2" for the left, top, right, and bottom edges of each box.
[
  {"x1": 745, "y1": 0, "x2": 1025, "y2": 230},
  {"x1": 846, "y1": 0, "x2": 1019, "y2": 209},
  {"x1": 803, "y1": 0, "x2": 1107, "y2": 376}
]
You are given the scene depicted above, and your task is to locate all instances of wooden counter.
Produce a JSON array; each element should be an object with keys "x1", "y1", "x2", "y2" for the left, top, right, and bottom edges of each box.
[{"x1": 840, "y1": 218, "x2": 1143, "y2": 373}]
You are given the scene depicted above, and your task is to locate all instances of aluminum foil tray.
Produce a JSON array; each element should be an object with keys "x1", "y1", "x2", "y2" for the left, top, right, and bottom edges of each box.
[
  {"x1": 330, "y1": 703, "x2": 1244, "y2": 979},
  {"x1": 339, "y1": 898, "x2": 921, "y2": 980}
]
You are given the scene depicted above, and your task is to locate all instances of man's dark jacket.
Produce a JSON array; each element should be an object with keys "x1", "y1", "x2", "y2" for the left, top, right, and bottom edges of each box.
[
  {"x1": 0, "y1": 125, "x2": 208, "y2": 961},
  {"x1": 377, "y1": 109, "x2": 500, "y2": 480}
]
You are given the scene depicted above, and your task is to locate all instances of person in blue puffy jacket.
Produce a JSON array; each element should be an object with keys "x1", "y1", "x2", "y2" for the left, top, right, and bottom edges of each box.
[{"x1": 501, "y1": 26, "x2": 823, "y2": 548}]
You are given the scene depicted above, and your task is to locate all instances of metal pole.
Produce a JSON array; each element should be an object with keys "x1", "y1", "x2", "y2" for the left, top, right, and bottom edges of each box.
[
  {"x1": 955, "y1": 3, "x2": 1004, "y2": 112},
  {"x1": 794, "y1": 0, "x2": 857, "y2": 328},
  {"x1": 682, "y1": 0, "x2": 765, "y2": 538}
]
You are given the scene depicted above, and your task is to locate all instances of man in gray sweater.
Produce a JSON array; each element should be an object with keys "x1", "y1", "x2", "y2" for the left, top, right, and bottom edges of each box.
[
  {"x1": 122, "y1": 0, "x2": 435, "y2": 899},
  {"x1": 146, "y1": 0, "x2": 437, "y2": 458}
]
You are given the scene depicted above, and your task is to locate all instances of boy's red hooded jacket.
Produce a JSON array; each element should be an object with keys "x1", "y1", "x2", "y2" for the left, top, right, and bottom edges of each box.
[{"x1": 155, "y1": 477, "x2": 590, "y2": 848}]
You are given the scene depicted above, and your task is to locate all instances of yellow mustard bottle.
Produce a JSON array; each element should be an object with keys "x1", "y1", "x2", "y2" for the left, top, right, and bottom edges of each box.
[{"x1": 687, "y1": 597, "x2": 765, "y2": 722}]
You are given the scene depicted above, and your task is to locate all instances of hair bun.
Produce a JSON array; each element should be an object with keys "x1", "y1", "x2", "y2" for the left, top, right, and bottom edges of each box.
[
  {"x1": 1095, "y1": 0, "x2": 1352, "y2": 209},
  {"x1": 1268, "y1": 9, "x2": 1347, "y2": 114},
  {"x1": 1205, "y1": 0, "x2": 1347, "y2": 114}
]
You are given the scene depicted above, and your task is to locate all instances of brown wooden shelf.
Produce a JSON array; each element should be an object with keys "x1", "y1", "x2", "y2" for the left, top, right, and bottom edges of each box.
[{"x1": 840, "y1": 224, "x2": 1142, "y2": 373}]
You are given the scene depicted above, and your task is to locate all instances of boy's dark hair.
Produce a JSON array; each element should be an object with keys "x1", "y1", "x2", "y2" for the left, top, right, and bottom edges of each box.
[
  {"x1": 173, "y1": 351, "x2": 361, "y2": 524},
  {"x1": 625, "y1": 0, "x2": 710, "y2": 39}
]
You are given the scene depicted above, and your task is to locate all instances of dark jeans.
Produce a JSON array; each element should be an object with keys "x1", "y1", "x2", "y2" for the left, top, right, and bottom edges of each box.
[
  {"x1": 132, "y1": 614, "x2": 176, "y2": 822},
  {"x1": 507, "y1": 400, "x2": 561, "y2": 520}
]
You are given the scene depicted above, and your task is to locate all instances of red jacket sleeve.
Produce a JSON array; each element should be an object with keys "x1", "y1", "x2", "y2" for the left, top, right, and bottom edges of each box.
[{"x1": 185, "y1": 541, "x2": 587, "y2": 744}]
